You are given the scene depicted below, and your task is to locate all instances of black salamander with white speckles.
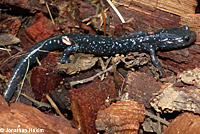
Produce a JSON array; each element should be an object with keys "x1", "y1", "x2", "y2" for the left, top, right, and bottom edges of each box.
[{"x1": 3, "y1": 25, "x2": 196, "y2": 102}]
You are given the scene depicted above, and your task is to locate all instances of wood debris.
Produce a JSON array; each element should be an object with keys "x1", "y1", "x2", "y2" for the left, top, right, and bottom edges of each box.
[
  {"x1": 151, "y1": 68, "x2": 200, "y2": 114},
  {"x1": 69, "y1": 76, "x2": 117, "y2": 134},
  {"x1": 95, "y1": 101, "x2": 145, "y2": 134},
  {"x1": 0, "y1": 95, "x2": 77, "y2": 134},
  {"x1": 163, "y1": 112, "x2": 200, "y2": 134}
]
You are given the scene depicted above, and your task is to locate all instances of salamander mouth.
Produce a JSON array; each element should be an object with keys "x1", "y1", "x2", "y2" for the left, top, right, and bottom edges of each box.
[{"x1": 186, "y1": 32, "x2": 196, "y2": 45}]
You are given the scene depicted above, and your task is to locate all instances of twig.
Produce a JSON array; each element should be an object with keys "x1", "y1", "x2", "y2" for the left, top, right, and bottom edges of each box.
[
  {"x1": 70, "y1": 61, "x2": 120, "y2": 87},
  {"x1": 46, "y1": 1, "x2": 55, "y2": 25},
  {"x1": 0, "y1": 47, "x2": 11, "y2": 51},
  {"x1": 82, "y1": 8, "x2": 109, "y2": 23},
  {"x1": 21, "y1": 93, "x2": 51, "y2": 108},
  {"x1": 36, "y1": 57, "x2": 41, "y2": 66},
  {"x1": 106, "y1": 0, "x2": 125, "y2": 23},
  {"x1": 1, "y1": 52, "x2": 23, "y2": 69},
  {"x1": 46, "y1": 95, "x2": 65, "y2": 117},
  {"x1": 145, "y1": 110, "x2": 170, "y2": 126},
  {"x1": 102, "y1": 9, "x2": 106, "y2": 36}
]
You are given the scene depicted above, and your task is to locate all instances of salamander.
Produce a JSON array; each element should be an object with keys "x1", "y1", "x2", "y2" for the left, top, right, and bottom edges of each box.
[{"x1": 3, "y1": 25, "x2": 196, "y2": 102}]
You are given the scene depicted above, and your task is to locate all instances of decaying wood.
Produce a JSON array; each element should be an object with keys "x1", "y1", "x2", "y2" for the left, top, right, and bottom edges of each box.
[
  {"x1": 163, "y1": 112, "x2": 200, "y2": 134},
  {"x1": 95, "y1": 101, "x2": 145, "y2": 134},
  {"x1": 113, "y1": 0, "x2": 197, "y2": 15},
  {"x1": 109, "y1": 0, "x2": 197, "y2": 32},
  {"x1": 0, "y1": 0, "x2": 48, "y2": 13},
  {"x1": 150, "y1": 68, "x2": 200, "y2": 114},
  {"x1": 156, "y1": 0, "x2": 196, "y2": 15},
  {"x1": 0, "y1": 96, "x2": 77, "y2": 134},
  {"x1": 125, "y1": 71, "x2": 162, "y2": 108},
  {"x1": 69, "y1": 76, "x2": 118, "y2": 134}
]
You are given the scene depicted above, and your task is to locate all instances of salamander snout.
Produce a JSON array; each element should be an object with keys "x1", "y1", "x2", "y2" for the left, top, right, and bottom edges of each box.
[{"x1": 183, "y1": 31, "x2": 196, "y2": 46}]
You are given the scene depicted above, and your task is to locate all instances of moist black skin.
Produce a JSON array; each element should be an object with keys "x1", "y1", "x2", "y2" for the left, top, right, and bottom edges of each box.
[{"x1": 3, "y1": 25, "x2": 196, "y2": 102}]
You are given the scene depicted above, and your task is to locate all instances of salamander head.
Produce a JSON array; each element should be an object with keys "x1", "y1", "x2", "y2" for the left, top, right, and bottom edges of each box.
[{"x1": 156, "y1": 25, "x2": 196, "y2": 51}]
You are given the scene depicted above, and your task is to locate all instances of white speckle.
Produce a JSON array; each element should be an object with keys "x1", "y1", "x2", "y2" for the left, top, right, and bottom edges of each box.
[
  {"x1": 175, "y1": 37, "x2": 182, "y2": 40},
  {"x1": 144, "y1": 37, "x2": 149, "y2": 41},
  {"x1": 123, "y1": 42, "x2": 126, "y2": 46},
  {"x1": 49, "y1": 40, "x2": 52, "y2": 44},
  {"x1": 132, "y1": 39, "x2": 136, "y2": 44},
  {"x1": 112, "y1": 44, "x2": 115, "y2": 48},
  {"x1": 54, "y1": 40, "x2": 56, "y2": 42},
  {"x1": 167, "y1": 41, "x2": 173, "y2": 44},
  {"x1": 178, "y1": 39, "x2": 183, "y2": 43},
  {"x1": 161, "y1": 38, "x2": 168, "y2": 42}
]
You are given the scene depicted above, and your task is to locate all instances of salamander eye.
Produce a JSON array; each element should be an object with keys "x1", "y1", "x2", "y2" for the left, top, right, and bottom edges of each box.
[{"x1": 184, "y1": 35, "x2": 190, "y2": 42}]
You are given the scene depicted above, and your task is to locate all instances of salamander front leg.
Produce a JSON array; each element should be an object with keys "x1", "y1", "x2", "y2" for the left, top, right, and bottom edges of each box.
[
  {"x1": 149, "y1": 48, "x2": 162, "y2": 77},
  {"x1": 60, "y1": 46, "x2": 76, "y2": 63}
]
